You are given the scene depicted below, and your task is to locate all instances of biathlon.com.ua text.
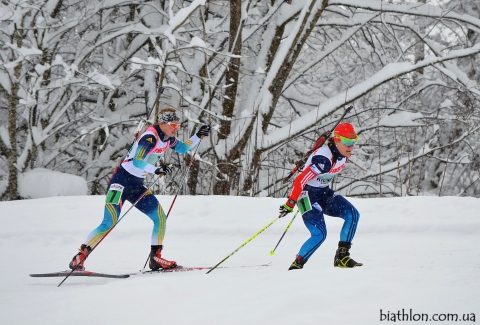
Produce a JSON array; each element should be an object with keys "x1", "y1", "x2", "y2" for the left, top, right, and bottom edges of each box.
[{"x1": 380, "y1": 309, "x2": 476, "y2": 322}]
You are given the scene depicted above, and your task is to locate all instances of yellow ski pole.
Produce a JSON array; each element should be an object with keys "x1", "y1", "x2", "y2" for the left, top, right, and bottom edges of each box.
[
  {"x1": 206, "y1": 215, "x2": 281, "y2": 274},
  {"x1": 270, "y1": 209, "x2": 299, "y2": 256}
]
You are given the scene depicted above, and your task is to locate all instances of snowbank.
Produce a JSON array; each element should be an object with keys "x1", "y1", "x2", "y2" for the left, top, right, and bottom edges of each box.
[{"x1": 18, "y1": 168, "x2": 88, "y2": 199}]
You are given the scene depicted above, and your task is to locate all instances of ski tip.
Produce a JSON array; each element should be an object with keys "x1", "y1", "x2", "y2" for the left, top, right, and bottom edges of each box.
[{"x1": 269, "y1": 250, "x2": 275, "y2": 256}]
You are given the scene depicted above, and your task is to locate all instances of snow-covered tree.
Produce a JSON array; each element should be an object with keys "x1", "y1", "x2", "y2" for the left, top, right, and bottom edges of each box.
[{"x1": 1, "y1": 0, "x2": 480, "y2": 200}]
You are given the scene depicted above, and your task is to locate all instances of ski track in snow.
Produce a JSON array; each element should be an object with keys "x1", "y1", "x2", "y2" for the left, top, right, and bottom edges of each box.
[{"x1": 0, "y1": 195, "x2": 479, "y2": 324}]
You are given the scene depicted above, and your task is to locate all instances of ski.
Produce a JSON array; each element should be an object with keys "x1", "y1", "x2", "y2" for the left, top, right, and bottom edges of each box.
[
  {"x1": 130, "y1": 262, "x2": 271, "y2": 276},
  {"x1": 29, "y1": 270, "x2": 130, "y2": 279},
  {"x1": 131, "y1": 265, "x2": 207, "y2": 275},
  {"x1": 30, "y1": 263, "x2": 271, "y2": 280}
]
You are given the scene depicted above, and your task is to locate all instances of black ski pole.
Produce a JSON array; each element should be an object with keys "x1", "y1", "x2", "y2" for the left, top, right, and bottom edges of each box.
[
  {"x1": 283, "y1": 105, "x2": 353, "y2": 183},
  {"x1": 58, "y1": 172, "x2": 167, "y2": 287},
  {"x1": 269, "y1": 209, "x2": 299, "y2": 256},
  {"x1": 141, "y1": 138, "x2": 204, "y2": 271}
]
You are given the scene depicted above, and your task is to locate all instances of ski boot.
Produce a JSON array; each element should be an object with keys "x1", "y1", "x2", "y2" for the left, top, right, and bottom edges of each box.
[
  {"x1": 69, "y1": 244, "x2": 92, "y2": 271},
  {"x1": 149, "y1": 245, "x2": 177, "y2": 270},
  {"x1": 288, "y1": 255, "x2": 307, "y2": 270},
  {"x1": 334, "y1": 241, "x2": 363, "y2": 268}
]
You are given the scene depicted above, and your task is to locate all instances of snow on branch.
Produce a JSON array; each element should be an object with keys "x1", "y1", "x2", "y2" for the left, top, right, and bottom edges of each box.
[
  {"x1": 261, "y1": 41, "x2": 480, "y2": 151},
  {"x1": 328, "y1": 0, "x2": 480, "y2": 31},
  {"x1": 285, "y1": 13, "x2": 379, "y2": 90},
  {"x1": 164, "y1": 0, "x2": 206, "y2": 45},
  {"x1": 434, "y1": 63, "x2": 480, "y2": 98},
  {"x1": 337, "y1": 124, "x2": 480, "y2": 191}
]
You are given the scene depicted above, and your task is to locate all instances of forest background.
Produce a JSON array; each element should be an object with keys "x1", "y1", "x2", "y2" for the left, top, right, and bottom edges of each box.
[{"x1": 1, "y1": 0, "x2": 480, "y2": 201}]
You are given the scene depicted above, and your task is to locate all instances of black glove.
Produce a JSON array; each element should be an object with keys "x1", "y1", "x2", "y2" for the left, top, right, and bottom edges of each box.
[
  {"x1": 155, "y1": 164, "x2": 173, "y2": 176},
  {"x1": 196, "y1": 125, "x2": 211, "y2": 138},
  {"x1": 279, "y1": 203, "x2": 294, "y2": 218}
]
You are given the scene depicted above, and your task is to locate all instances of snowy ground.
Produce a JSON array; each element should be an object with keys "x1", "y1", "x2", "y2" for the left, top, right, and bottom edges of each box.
[{"x1": 1, "y1": 195, "x2": 479, "y2": 324}]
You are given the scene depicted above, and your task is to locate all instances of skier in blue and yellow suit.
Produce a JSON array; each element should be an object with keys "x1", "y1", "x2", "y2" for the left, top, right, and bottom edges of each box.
[{"x1": 69, "y1": 108, "x2": 211, "y2": 271}]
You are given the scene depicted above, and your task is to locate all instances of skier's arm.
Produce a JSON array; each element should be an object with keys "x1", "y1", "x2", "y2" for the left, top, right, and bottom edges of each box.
[
  {"x1": 285, "y1": 155, "x2": 332, "y2": 206},
  {"x1": 169, "y1": 134, "x2": 201, "y2": 154},
  {"x1": 131, "y1": 134, "x2": 158, "y2": 174},
  {"x1": 169, "y1": 125, "x2": 210, "y2": 153}
]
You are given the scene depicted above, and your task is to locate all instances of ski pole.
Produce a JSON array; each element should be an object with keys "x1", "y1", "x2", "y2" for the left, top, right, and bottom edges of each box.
[
  {"x1": 206, "y1": 214, "x2": 282, "y2": 274},
  {"x1": 165, "y1": 125, "x2": 210, "y2": 218},
  {"x1": 58, "y1": 172, "x2": 166, "y2": 287},
  {"x1": 141, "y1": 140, "x2": 203, "y2": 271},
  {"x1": 270, "y1": 209, "x2": 299, "y2": 256},
  {"x1": 166, "y1": 138, "x2": 203, "y2": 217}
]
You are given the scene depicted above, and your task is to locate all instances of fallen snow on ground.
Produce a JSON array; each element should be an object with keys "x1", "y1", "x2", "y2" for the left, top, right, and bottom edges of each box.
[{"x1": 0, "y1": 195, "x2": 479, "y2": 324}]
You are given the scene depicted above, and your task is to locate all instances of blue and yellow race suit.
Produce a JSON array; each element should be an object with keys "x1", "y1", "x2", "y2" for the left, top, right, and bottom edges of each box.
[{"x1": 83, "y1": 125, "x2": 200, "y2": 247}]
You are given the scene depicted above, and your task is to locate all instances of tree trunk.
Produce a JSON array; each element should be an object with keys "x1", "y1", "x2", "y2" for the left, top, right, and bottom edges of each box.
[
  {"x1": 218, "y1": 0, "x2": 242, "y2": 140},
  {"x1": 263, "y1": 0, "x2": 328, "y2": 132},
  {"x1": 2, "y1": 81, "x2": 21, "y2": 200}
]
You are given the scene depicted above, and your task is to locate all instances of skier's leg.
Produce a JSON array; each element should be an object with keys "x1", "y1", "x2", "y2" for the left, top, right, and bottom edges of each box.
[
  {"x1": 323, "y1": 194, "x2": 360, "y2": 243},
  {"x1": 289, "y1": 202, "x2": 327, "y2": 270},
  {"x1": 82, "y1": 184, "x2": 128, "y2": 248},
  {"x1": 69, "y1": 183, "x2": 126, "y2": 270},
  {"x1": 135, "y1": 191, "x2": 176, "y2": 269},
  {"x1": 134, "y1": 191, "x2": 167, "y2": 245},
  {"x1": 323, "y1": 194, "x2": 362, "y2": 267},
  {"x1": 298, "y1": 204, "x2": 328, "y2": 260},
  {"x1": 82, "y1": 203, "x2": 122, "y2": 247}
]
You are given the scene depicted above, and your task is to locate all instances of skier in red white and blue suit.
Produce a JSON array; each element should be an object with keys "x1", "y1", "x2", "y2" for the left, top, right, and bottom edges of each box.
[
  {"x1": 69, "y1": 108, "x2": 211, "y2": 271},
  {"x1": 279, "y1": 123, "x2": 362, "y2": 270}
]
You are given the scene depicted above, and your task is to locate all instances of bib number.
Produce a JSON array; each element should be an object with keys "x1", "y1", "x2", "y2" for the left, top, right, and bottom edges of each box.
[
  {"x1": 298, "y1": 191, "x2": 312, "y2": 215},
  {"x1": 106, "y1": 183, "x2": 124, "y2": 205}
]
